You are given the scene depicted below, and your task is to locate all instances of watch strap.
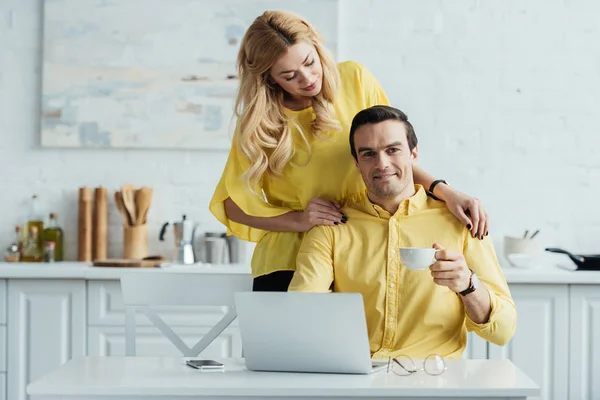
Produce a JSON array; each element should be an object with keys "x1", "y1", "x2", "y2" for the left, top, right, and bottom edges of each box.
[
  {"x1": 459, "y1": 285, "x2": 476, "y2": 296},
  {"x1": 459, "y1": 270, "x2": 476, "y2": 296}
]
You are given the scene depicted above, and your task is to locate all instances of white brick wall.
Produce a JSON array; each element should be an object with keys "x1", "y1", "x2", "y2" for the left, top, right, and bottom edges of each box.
[{"x1": 1, "y1": 0, "x2": 599, "y2": 262}]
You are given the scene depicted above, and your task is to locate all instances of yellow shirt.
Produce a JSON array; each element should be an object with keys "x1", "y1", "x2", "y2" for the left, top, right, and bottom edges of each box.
[
  {"x1": 289, "y1": 186, "x2": 517, "y2": 359},
  {"x1": 209, "y1": 61, "x2": 389, "y2": 278}
]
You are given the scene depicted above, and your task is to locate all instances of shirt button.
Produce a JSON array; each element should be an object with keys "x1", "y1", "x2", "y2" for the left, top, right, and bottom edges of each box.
[
  {"x1": 390, "y1": 249, "x2": 396, "y2": 254},
  {"x1": 389, "y1": 317, "x2": 394, "y2": 323},
  {"x1": 389, "y1": 283, "x2": 395, "y2": 288}
]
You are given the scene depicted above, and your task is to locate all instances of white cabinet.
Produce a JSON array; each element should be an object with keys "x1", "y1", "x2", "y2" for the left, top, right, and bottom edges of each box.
[
  {"x1": 7, "y1": 280, "x2": 86, "y2": 400},
  {"x1": 488, "y1": 284, "x2": 569, "y2": 400},
  {"x1": 87, "y1": 281, "x2": 241, "y2": 358},
  {"x1": 463, "y1": 331, "x2": 487, "y2": 359},
  {"x1": 569, "y1": 285, "x2": 600, "y2": 400},
  {"x1": 0, "y1": 326, "x2": 6, "y2": 372},
  {"x1": 0, "y1": 374, "x2": 5, "y2": 400},
  {"x1": 0, "y1": 280, "x2": 5, "y2": 400},
  {"x1": 0, "y1": 280, "x2": 6, "y2": 324}
]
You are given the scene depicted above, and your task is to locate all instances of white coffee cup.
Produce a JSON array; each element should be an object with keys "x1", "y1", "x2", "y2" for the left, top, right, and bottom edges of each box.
[{"x1": 399, "y1": 247, "x2": 437, "y2": 270}]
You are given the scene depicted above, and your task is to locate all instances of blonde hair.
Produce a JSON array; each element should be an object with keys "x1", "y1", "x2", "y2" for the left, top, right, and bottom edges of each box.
[{"x1": 235, "y1": 10, "x2": 341, "y2": 191}]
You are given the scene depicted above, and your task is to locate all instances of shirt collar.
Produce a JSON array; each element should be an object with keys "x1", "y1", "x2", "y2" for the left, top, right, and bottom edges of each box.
[{"x1": 355, "y1": 185, "x2": 430, "y2": 219}]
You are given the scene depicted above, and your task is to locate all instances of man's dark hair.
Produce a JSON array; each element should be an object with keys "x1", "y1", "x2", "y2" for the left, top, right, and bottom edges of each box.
[{"x1": 349, "y1": 105, "x2": 418, "y2": 161}]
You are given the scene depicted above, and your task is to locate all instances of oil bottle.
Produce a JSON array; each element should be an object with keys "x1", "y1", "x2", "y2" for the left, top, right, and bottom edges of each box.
[
  {"x1": 26, "y1": 194, "x2": 44, "y2": 252},
  {"x1": 21, "y1": 225, "x2": 43, "y2": 262},
  {"x1": 43, "y1": 213, "x2": 64, "y2": 261}
]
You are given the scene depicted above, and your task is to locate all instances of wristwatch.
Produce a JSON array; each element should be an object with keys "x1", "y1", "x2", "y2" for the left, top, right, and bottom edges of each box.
[
  {"x1": 428, "y1": 179, "x2": 447, "y2": 201},
  {"x1": 459, "y1": 270, "x2": 479, "y2": 296}
]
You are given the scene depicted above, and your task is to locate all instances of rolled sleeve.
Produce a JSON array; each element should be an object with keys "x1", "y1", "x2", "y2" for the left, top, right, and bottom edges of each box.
[
  {"x1": 463, "y1": 235, "x2": 518, "y2": 346},
  {"x1": 209, "y1": 136, "x2": 292, "y2": 243},
  {"x1": 288, "y1": 226, "x2": 335, "y2": 292}
]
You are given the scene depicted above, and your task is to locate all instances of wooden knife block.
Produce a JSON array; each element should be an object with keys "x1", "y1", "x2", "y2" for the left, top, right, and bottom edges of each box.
[{"x1": 123, "y1": 224, "x2": 148, "y2": 259}]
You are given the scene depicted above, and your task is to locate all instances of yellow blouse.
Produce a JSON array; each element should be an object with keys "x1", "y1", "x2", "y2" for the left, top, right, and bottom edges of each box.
[{"x1": 209, "y1": 61, "x2": 389, "y2": 278}]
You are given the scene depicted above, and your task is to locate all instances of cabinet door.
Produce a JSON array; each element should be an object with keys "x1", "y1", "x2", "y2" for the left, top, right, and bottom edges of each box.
[
  {"x1": 569, "y1": 285, "x2": 600, "y2": 400},
  {"x1": 0, "y1": 326, "x2": 5, "y2": 372},
  {"x1": 488, "y1": 284, "x2": 568, "y2": 400},
  {"x1": 0, "y1": 373, "x2": 5, "y2": 400},
  {"x1": 7, "y1": 280, "x2": 86, "y2": 400},
  {"x1": 0, "y1": 280, "x2": 6, "y2": 324},
  {"x1": 462, "y1": 331, "x2": 487, "y2": 359},
  {"x1": 88, "y1": 325, "x2": 241, "y2": 358}
]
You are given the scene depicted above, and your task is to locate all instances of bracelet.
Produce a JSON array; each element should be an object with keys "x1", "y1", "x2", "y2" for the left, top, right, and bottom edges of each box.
[{"x1": 428, "y1": 179, "x2": 447, "y2": 200}]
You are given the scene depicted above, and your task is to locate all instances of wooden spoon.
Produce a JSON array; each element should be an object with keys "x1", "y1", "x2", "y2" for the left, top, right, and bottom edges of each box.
[
  {"x1": 120, "y1": 185, "x2": 137, "y2": 226},
  {"x1": 135, "y1": 186, "x2": 153, "y2": 225},
  {"x1": 114, "y1": 191, "x2": 132, "y2": 226}
]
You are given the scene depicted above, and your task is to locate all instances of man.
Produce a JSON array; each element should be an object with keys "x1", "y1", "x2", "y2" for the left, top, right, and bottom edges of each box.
[{"x1": 288, "y1": 105, "x2": 516, "y2": 359}]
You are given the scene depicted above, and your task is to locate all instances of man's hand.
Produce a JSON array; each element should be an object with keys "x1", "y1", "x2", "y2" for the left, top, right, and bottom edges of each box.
[{"x1": 429, "y1": 243, "x2": 471, "y2": 293}]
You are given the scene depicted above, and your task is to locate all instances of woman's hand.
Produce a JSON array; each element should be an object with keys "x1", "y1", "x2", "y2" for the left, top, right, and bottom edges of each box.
[
  {"x1": 438, "y1": 187, "x2": 489, "y2": 239},
  {"x1": 296, "y1": 197, "x2": 346, "y2": 232}
]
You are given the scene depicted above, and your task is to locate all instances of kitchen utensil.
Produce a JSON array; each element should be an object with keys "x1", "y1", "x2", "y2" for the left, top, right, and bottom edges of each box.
[
  {"x1": 93, "y1": 187, "x2": 108, "y2": 260},
  {"x1": 120, "y1": 184, "x2": 137, "y2": 226},
  {"x1": 78, "y1": 187, "x2": 93, "y2": 262},
  {"x1": 135, "y1": 186, "x2": 153, "y2": 224},
  {"x1": 545, "y1": 248, "x2": 600, "y2": 271},
  {"x1": 204, "y1": 236, "x2": 227, "y2": 264},
  {"x1": 159, "y1": 214, "x2": 202, "y2": 264},
  {"x1": 503, "y1": 236, "x2": 541, "y2": 260},
  {"x1": 223, "y1": 234, "x2": 245, "y2": 263},
  {"x1": 93, "y1": 255, "x2": 164, "y2": 268},
  {"x1": 114, "y1": 191, "x2": 132, "y2": 226},
  {"x1": 506, "y1": 254, "x2": 542, "y2": 269},
  {"x1": 123, "y1": 224, "x2": 148, "y2": 259}
]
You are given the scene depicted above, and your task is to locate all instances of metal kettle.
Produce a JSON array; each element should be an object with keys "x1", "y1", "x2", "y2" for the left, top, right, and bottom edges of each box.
[{"x1": 159, "y1": 214, "x2": 201, "y2": 264}]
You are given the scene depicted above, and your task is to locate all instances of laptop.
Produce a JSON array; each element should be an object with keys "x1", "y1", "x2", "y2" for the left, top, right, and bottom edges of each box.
[{"x1": 234, "y1": 292, "x2": 387, "y2": 374}]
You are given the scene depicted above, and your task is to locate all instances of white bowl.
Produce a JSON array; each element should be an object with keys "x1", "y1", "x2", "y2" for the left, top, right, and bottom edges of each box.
[
  {"x1": 506, "y1": 253, "x2": 542, "y2": 269},
  {"x1": 399, "y1": 248, "x2": 437, "y2": 270}
]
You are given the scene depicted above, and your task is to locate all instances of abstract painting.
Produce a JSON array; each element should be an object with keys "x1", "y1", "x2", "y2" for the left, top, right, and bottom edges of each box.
[{"x1": 40, "y1": 0, "x2": 339, "y2": 149}]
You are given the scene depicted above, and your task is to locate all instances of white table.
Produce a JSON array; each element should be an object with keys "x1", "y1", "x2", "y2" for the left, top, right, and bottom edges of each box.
[{"x1": 27, "y1": 357, "x2": 539, "y2": 400}]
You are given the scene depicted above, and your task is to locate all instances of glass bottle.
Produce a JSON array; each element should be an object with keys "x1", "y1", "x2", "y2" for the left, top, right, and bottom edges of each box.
[
  {"x1": 22, "y1": 225, "x2": 43, "y2": 262},
  {"x1": 15, "y1": 225, "x2": 23, "y2": 257},
  {"x1": 43, "y1": 213, "x2": 64, "y2": 261},
  {"x1": 3, "y1": 225, "x2": 22, "y2": 262},
  {"x1": 27, "y1": 194, "x2": 44, "y2": 253}
]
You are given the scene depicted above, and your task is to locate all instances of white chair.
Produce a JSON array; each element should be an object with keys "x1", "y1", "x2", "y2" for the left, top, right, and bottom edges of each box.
[{"x1": 120, "y1": 270, "x2": 252, "y2": 357}]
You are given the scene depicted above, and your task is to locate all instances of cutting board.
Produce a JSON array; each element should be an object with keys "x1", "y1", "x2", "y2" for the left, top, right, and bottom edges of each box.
[{"x1": 92, "y1": 256, "x2": 164, "y2": 268}]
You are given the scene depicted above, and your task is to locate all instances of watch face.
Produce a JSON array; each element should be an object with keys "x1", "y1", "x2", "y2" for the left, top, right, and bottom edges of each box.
[{"x1": 471, "y1": 272, "x2": 479, "y2": 289}]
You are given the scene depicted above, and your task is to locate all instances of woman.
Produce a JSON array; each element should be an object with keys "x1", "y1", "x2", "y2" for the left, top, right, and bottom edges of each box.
[{"x1": 210, "y1": 10, "x2": 488, "y2": 291}]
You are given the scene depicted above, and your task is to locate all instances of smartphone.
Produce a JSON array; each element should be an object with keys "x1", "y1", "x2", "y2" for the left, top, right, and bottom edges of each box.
[{"x1": 185, "y1": 359, "x2": 225, "y2": 370}]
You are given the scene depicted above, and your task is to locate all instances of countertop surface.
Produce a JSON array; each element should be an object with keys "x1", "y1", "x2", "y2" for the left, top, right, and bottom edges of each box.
[
  {"x1": 0, "y1": 261, "x2": 251, "y2": 279},
  {"x1": 0, "y1": 260, "x2": 598, "y2": 284},
  {"x1": 27, "y1": 356, "x2": 539, "y2": 398}
]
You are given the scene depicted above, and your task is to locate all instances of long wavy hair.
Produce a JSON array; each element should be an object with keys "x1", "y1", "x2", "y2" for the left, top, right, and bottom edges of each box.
[{"x1": 235, "y1": 10, "x2": 341, "y2": 191}]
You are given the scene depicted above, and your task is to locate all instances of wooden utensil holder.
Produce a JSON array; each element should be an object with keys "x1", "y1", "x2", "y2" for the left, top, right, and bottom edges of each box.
[{"x1": 123, "y1": 224, "x2": 148, "y2": 259}]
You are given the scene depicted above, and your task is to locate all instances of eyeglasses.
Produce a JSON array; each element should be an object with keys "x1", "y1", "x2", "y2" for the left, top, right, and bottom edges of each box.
[{"x1": 387, "y1": 354, "x2": 446, "y2": 376}]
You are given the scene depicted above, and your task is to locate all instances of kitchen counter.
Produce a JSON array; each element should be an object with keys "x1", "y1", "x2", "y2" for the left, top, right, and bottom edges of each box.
[
  {"x1": 0, "y1": 261, "x2": 598, "y2": 283},
  {"x1": 0, "y1": 261, "x2": 251, "y2": 279}
]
